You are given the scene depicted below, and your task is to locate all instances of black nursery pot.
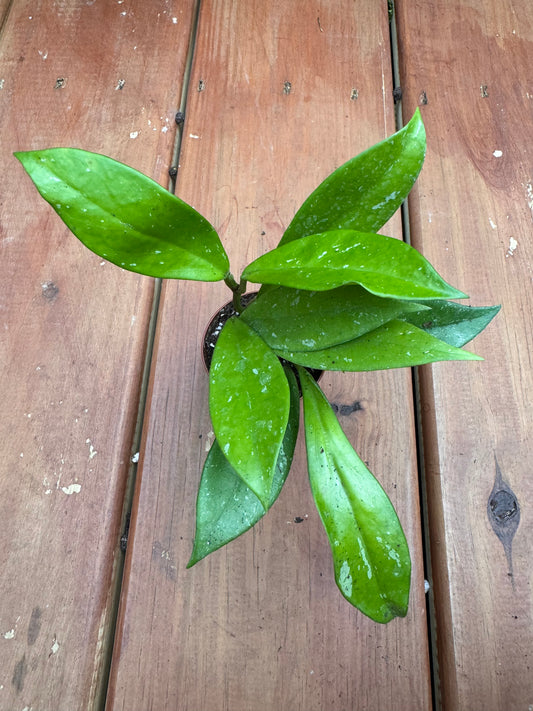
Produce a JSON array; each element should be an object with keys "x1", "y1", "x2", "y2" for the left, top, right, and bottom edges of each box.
[
  {"x1": 202, "y1": 292, "x2": 322, "y2": 389},
  {"x1": 202, "y1": 292, "x2": 258, "y2": 371}
]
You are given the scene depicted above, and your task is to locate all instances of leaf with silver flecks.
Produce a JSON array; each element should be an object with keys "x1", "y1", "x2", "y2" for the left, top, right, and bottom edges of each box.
[
  {"x1": 277, "y1": 320, "x2": 482, "y2": 371},
  {"x1": 240, "y1": 284, "x2": 428, "y2": 352},
  {"x1": 298, "y1": 367, "x2": 410, "y2": 623},
  {"x1": 279, "y1": 109, "x2": 426, "y2": 245},
  {"x1": 209, "y1": 317, "x2": 290, "y2": 509},
  {"x1": 400, "y1": 300, "x2": 501, "y2": 347},
  {"x1": 188, "y1": 366, "x2": 299, "y2": 567},
  {"x1": 15, "y1": 148, "x2": 229, "y2": 281},
  {"x1": 242, "y1": 230, "x2": 467, "y2": 300}
]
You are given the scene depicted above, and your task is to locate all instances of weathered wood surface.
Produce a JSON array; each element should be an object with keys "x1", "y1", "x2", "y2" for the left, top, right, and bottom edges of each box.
[
  {"x1": 396, "y1": 1, "x2": 533, "y2": 709},
  {"x1": 0, "y1": 1, "x2": 195, "y2": 709},
  {"x1": 4, "y1": 0, "x2": 531, "y2": 709},
  {"x1": 105, "y1": 2, "x2": 431, "y2": 710}
]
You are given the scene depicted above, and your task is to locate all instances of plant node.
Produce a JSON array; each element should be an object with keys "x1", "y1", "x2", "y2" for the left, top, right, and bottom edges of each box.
[{"x1": 224, "y1": 272, "x2": 248, "y2": 313}]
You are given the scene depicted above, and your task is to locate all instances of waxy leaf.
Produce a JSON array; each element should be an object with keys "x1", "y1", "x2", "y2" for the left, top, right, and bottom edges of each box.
[
  {"x1": 279, "y1": 109, "x2": 426, "y2": 246},
  {"x1": 15, "y1": 148, "x2": 229, "y2": 281},
  {"x1": 188, "y1": 366, "x2": 300, "y2": 567},
  {"x1": 241, "y1": 284, "x2": 428, "y2": 352},
  {"x1": 209, "y1": 317, "x2": 290, "y2": 509},
  {"x1": 242, "y1": 230, "x2": 467, "y2": 300},
  {"x1": 278, "y1": 320, "x2": 482, "y2": 371},
  {"x1": 298, "y1": 367, "x2": 410, "y2": 623},
  {"x1": 401, "y1": 301, "x2": 501, "y2": 348}
]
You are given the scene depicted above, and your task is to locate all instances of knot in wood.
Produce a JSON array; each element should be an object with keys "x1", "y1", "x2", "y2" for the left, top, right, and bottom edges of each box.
[
  {"x1": 41, "y1": 281, "x2": 59, "y2": 300},
  {"x1": 489, "y1": 490, "x2": 518, "y2": 524}
]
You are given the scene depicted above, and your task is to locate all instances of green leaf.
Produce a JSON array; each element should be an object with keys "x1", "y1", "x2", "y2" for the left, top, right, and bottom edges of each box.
[
  {"x1": 277, "y1": 320, "x2": 482, "y2": 371},
  {"x1": 240, "y1": 285, "x2": 428, "y2": 352},
  {"x1": 279, "y1": 109, "x2": 426, "y2": 246},
  {"x1": 15, "y1": 148, "x2": 229, "y2": 281},
  {"x1": 298, "y1": 367, "x2": 410, "y2": 623},
  {"x1": 187, "y1": 366, "x2": 300, "y2": 567},
  {"x1": 209, "y1": 317, "x2": 290, "y2": 509},
  {"x1": 242, "y1": 229, "x2": 467, "y2": 300},
  {"x1": 401, "y1": 301, "x2": 501, "y2": 348}
]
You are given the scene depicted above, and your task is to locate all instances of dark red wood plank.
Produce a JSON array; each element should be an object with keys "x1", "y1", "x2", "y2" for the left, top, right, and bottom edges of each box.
[
  {"x1": 396, "y1": 0, "x2": 533, "y2": 708},
  {"x1": 0, "y1": 1, "x2": 196, "y2": 707}
]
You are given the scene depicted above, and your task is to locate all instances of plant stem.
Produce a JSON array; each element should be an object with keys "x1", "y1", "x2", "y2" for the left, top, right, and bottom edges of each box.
[
  {"x1": 224, "y1": 272, "x2": 248, "y2": 313},
  {"x1": 224, "y1": 272, "x2": 239, "y2": 292},
  {"x1": 232, "y1": 278, "x2": 248, "y2": 313}
]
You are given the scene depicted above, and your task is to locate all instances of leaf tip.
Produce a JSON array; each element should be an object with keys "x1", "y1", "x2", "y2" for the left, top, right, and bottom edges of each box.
[
  {"x1": 13, "y1": 150, "x2": 30, "y2": 168},
  {"x1": 462, "y1": 350, "x2": 484, "y2": 362},
  {"x1": 406, "y1": 107, "x2": 426, "y2": 150},
  {"x1": 380, "y1": 601, "x2": 409, "y2": 623},
  {"x1": 253, "y1": 487, "x2": 271, "y2": 513}
]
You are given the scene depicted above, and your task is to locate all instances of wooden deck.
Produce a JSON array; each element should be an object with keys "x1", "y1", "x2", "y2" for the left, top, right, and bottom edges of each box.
[{"x1": 0, "y1": 1, "x2": 531, "y2": 709}]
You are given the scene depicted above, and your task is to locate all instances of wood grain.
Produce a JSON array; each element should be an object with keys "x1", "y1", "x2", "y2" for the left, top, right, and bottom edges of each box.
[
  {"x1": 0, "y1": 1, "x2": 195, "y2": 708},
  {"x1": 396, "y1": 1, "x2": 533, "y2": 709},
  {"x1": 0, "y1": 1, "x2": 10, "y2": 25},
  {"x1": 106, "y1": 1, "x2": 431, "y2": 709}
]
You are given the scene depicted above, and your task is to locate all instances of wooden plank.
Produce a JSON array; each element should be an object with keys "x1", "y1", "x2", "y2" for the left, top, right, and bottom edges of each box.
[
  {"x1": 106, "y1": 2, "x2": 432, "y2": 709},
  {"x1": 395, "y1": 1, "x2": 533, "y2": 708},
  {"x1": 0, "y1": 2, "x2": 195, "y2": 708}
]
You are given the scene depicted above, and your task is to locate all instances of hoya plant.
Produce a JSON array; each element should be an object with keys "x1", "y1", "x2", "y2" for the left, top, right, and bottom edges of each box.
[{"x1": 15, "y1": 110, "x2": 499, "y2": 623}]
